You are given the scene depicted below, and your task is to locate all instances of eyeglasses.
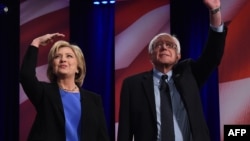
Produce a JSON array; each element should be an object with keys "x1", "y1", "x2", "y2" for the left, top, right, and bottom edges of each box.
[{"x1": 153, "y1": 41, "x2": 177, "y2": 50}]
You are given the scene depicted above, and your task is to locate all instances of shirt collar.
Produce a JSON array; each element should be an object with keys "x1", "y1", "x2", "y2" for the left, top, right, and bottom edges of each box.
[{"x1": 153, "y1": 68, "x2": 173, "y2": 81}]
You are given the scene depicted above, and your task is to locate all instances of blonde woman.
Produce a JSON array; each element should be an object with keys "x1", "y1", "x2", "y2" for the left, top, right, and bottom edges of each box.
[{"x1": 20, "y1": 33, "x2": 109, "y2": 141}]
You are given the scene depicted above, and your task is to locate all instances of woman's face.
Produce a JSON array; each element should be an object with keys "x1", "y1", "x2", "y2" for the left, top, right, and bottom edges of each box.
[{"x1": 52, "y1": 47, "x2": 78, "y2": 78}]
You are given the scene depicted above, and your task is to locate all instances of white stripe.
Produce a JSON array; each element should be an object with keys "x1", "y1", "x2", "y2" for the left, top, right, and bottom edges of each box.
[
  {"x1": 20, "y1": 0, "x2": 69, "y2": 25},
  {"x1": 115, "y1": 5, "x2": 170, "y2": 70},
  {"x1": 219, "y1": 77, "x2": 250, "y2": 135}
]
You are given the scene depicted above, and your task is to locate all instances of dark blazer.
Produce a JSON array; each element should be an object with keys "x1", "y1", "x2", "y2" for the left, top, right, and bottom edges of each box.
[
  {"x1": 20, "y1": 46, "x2": 109, "y2": 141},
  {"x1": 118, "y1": 28, "x2": 227, "y2": 141}
]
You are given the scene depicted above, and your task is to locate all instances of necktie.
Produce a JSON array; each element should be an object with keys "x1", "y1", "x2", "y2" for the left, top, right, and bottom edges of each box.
[{"x1": 160, "y1": 75, "x2": 175, "y2": 141}]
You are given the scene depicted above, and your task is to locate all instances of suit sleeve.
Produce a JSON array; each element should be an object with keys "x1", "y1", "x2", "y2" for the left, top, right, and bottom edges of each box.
[
  {"x1": 117, "y1": 78, "x2": 133, "y2": 141},
  {"x1": 19, "y1": 45, "x2": 44, "y2": 107},
  {"x1": 192, "y1": 27, "x2": 227, "y2": 86},
  {"x1": 97, "y1": 95, "x2": 110, "y2": 141}
]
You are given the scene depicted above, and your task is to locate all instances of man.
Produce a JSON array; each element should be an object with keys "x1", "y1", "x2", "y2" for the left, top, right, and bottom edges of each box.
[{"x1": 117, "y1": 0, "x2": 227, "y2": 141}]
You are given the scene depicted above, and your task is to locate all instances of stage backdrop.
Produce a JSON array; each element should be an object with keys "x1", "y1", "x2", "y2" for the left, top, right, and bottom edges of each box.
[{"x1": 115, "y1": 0, "x2": 250, "y2": 141}]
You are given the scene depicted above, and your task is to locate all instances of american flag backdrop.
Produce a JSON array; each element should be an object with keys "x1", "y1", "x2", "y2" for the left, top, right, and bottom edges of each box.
[{"x1": 114, "y1": 0, "x2": 250, "y2": 141}]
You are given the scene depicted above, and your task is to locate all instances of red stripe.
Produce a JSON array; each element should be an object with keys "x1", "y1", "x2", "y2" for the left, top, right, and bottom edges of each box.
[
  {"x1": 219, "y1": 1, "x2": 250, "y2": 82},
  {"x1": 115, "y1": 0, "x2": 169, "y2": 35}
]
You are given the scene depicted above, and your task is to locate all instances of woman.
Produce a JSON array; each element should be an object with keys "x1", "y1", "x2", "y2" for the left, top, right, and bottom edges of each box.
[{"x1": 20, "y1": 33, "x2": 110, "y2": 141}]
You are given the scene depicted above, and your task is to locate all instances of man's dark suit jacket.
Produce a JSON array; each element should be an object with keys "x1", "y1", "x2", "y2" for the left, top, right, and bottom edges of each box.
[
  {"x1": 118, "y1": 28, "x2": 227, "y2": 141},
  {"x1": 20, "y1": 46, "x2": 109, "y2": 141}
]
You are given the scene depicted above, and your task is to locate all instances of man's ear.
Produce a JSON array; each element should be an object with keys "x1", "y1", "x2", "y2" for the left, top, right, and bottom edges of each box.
[{"x1": 176, "y1": 54, "x2": 181, "y2": 62}]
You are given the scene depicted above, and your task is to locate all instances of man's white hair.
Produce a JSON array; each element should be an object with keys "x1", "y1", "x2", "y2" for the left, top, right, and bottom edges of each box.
[{"x1": 148, "y1": 33, "x2": 181, "y2": 54}]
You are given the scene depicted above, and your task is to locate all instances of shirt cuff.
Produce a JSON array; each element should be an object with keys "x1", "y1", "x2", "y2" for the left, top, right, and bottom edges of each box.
[{"x1": 210, "y1": 23, "x2": 224, "y2": 33}]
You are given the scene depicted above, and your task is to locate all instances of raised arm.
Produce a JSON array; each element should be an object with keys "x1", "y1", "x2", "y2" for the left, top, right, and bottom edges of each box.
[
  {"x1": 31, "y1": 33, "x2": 65, "y2": 47},
  {"x1": 20, "y1": 33, "x2": 65, "y2": 105},
  {"x1": 204, "y1": 0, "x2": 222, "y2": 27}
]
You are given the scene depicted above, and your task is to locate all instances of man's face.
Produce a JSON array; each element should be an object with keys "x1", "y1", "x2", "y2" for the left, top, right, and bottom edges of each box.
[{"x1": 150, "y1": 35, "x2": 181, "y2": 67}]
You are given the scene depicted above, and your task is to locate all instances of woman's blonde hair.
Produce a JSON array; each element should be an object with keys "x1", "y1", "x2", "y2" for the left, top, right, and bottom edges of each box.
[{"x1": 47, "y1": 40, "x2": 86, "y2": 86}]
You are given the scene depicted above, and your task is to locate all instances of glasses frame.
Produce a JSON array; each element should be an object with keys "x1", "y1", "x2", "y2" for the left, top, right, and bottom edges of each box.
[{"x1": 153, "y1": 40, "x2": 177, "y2": 50}]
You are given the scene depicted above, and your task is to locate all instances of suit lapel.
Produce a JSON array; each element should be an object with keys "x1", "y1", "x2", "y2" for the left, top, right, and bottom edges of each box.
[
  {"x1": 79, "y1": 88, "x2": 88, "y2": 140},
  {"x1": 47, "y1": 83, "x2": 65, "y2": 129},
  {"x1": 51, "y1": 83, "x2": 64, "y2": 114},
  {"x1": 142, "y1": 71, "x2": 157, "y2": 120}
]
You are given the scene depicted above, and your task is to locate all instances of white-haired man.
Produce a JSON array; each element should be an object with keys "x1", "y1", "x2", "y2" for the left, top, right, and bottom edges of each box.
[{"x1": 118, "y1": 0, "x2": 227, "y2": 141}]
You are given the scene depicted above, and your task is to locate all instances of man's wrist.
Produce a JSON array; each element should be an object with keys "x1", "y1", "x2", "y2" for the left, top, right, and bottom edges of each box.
[{"x1": 210, "y1": 7, "x2": 221, "y2": 15}]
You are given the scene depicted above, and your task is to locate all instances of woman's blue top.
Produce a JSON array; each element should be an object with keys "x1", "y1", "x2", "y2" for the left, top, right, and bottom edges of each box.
[{"x1": 60, "y1": 89, "x2": 81, "y2": 141}]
